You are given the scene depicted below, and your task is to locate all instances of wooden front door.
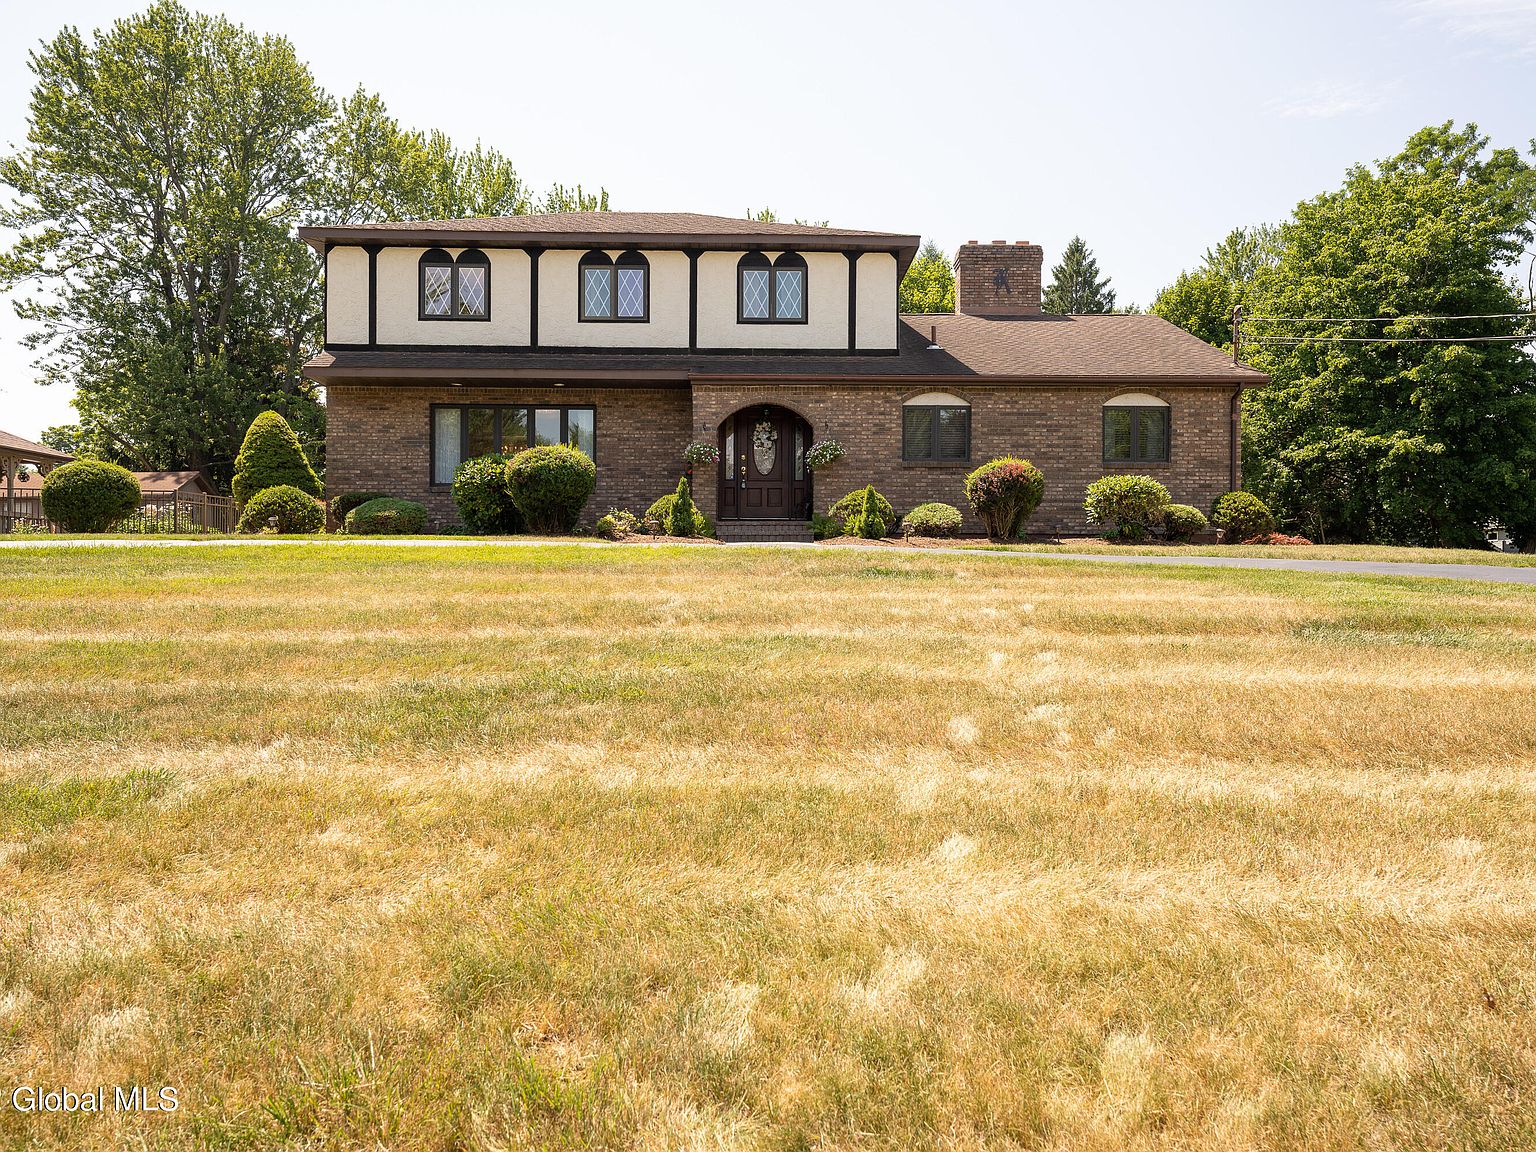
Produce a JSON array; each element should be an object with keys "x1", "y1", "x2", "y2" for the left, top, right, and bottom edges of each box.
[{"x1": 718, "y1": 406, "x2": 811, "y2": 520}]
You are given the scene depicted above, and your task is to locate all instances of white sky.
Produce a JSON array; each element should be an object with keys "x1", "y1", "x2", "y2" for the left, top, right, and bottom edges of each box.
[{"x1": 3, "y1": 0, "x2": 1535, "y2": 439}]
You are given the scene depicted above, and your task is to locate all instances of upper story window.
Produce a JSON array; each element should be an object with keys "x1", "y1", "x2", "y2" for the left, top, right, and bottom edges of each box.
[
  {"x1": 419, "y1": 248, "x2": 490, "y2": 320},
  {"x1": 1102, "y1": 393, "x2": 1170, "y2": 463},
  {"x1": 580, "y1": 250, "x2": 649, "y2": 322},
  {"x1": 738, "y1": 252, "x2": 807, "y2": 323},
  {"x1": 902, "y1": 393, "x2": 971, "y2": 462}
]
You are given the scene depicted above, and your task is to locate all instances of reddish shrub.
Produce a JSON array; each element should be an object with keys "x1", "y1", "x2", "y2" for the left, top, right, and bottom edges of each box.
[{"x1": 1241, "y1": 532, "x2": 1313, "y2": 546}]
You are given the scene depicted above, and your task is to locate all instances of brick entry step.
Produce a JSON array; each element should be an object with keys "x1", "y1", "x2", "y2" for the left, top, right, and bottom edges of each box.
[{"x1": 715, "y1": 520, "x2": 814, "y2": 544}]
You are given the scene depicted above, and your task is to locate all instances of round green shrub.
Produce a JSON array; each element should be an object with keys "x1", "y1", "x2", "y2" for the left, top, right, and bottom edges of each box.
[
  {"x1": 39, "y1": 460, "x2": 141, "y2": 532},
  {"x1": 829, "y1": 487, "x2": 895, "y2": 528},
  {"x1": 809, "y1": 513, "x2": 842, "y2": 540},
  {"x1": 452, "y1": 454, "x2": 524, "y2": 534},
  {"x1": 236, "y1": 485, "x2": 325, "y2": 534},
  {"x1": 505, "y1": 445, "x2": 596, "y2": 533},
  {"x1": 232, "y1": 410, "x2": 321, "y2": 506},
  {"x1": 964, "y1": 458, "x2": 1045, "y2": 541},
  {"x1": 1210, "y1": 490, "x2": 1276, "y2": 543},
  {"x1": 1084, "y1": 475, "x2": 1170, "y2": 541},
  {"x1": 344, "y1": 497, "x2": 428, "y2": 535},
  {"x1": 646, "y1": 492, "x2": 713, "y2": 537},
  {"x1": 595, "y1": 513, "x2": 621, "y2": 540},
  {"x1": 1161, "y1": 503, "x2": 1208, "y2": 543},
  {"x1": 901, "y1": 502, "x2": 963, "y2": 537},
  {"x1": 329, "y1": 490, "x2": 391, "y2": 524}
]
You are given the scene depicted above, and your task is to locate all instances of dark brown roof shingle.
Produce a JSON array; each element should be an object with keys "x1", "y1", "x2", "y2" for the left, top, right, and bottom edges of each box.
[{"x1": 305, "y1": 314, "x2": 1266, "y2": 386}]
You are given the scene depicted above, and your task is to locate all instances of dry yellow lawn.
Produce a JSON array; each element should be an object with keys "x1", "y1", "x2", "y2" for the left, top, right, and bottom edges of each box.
[{"x1": 1, "y1": 543, "x2": 1534, "y2": 1151}]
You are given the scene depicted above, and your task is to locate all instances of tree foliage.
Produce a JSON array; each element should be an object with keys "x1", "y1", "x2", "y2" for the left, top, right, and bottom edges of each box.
[
  {"x1": 1151, "y1": 226, "x2": 1280, "y2": 349},
  {"x1": 898, "y1": 240, "x2": 955, "y2": 314},
  {"x1": 1, "y1": 2, "x2": 609, "y2": 483},
  {"x1": 1042, "y1": 236, "x2": 1117, "y2": 314}
]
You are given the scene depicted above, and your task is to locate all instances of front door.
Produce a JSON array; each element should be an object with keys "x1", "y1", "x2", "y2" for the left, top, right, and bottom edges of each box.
[{"x1": 718, "y1": 406, "x2": 810, "y2": 519}]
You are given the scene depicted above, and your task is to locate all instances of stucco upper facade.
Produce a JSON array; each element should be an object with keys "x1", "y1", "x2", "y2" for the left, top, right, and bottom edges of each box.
[{"x1": 305, "y1": 212, "x2": 913, "y2": 356}]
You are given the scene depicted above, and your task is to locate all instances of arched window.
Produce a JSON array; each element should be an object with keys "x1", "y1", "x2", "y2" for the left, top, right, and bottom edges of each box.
[
  {"x1": 738, "y1": 252, "x2": 807, "y2": 323},
  {"x1": 902, "y1": 392, "x2": 971, "y2": 462},
  {"x1": 419, "y1": 248, "x2": 490, "y2": 320},
  {"x1": 580, "y1": 250, "x2": 648, "y2": 321},
  {"x1": 1102, "y1": 393, "x2": 1169, "y2": 463}
]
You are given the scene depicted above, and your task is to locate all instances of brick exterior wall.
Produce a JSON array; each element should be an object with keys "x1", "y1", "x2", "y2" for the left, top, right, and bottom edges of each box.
[
  {"x1": 325, "y1": 383, "x2": 691, "y2": 526},
  {"x1": 694, "y1": 382, "x2": 1237, "y2": 534},
  {"x1": 327, "y1": 380, "x2": 1239, "y2": 535},
  {"x1": 954, "y1": 241, "x2": 1044, "y2": 316}
]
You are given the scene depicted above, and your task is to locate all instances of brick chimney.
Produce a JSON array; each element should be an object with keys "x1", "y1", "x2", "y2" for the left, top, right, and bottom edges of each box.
[{"x1": 954, "y1": 240, "x2": 1044, "y2": 317}]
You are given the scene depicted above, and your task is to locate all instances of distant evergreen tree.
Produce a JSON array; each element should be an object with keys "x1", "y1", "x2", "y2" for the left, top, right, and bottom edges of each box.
[{"x1": 1042, "y1": 236, "x2": 1117, "y2": 314}]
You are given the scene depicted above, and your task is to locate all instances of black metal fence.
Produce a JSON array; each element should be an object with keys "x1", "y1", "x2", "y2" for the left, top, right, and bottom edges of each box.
[{"x1": 1, "y1": 492, "x2": 237, "y2": 534}]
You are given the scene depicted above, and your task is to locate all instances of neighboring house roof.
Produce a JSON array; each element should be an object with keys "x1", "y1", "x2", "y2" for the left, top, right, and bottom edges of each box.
[
  {"x1": 0, "y1": 429, "x2": 73, "y2": 465},
  {"x1": 299, "y1": 211, "x2": 921, "y2": 270},
  {"x1": 304, "y1": 313, "x2": 1268, "y2": 387},
  {"x1": 132, "y1": 470, "x2": 215, "y2": 495}
]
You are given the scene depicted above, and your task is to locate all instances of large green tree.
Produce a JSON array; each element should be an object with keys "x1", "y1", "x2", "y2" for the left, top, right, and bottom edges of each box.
[
  {"x1": 0, "y1": 3, "x2": 608, "y2": 482},
  {"x1": 1042, "y1": 236, "x2": 1116, "y2": 314},
  {"x1": 1152, "y1": 226, "x2": 1280, "y2": 350},
  {"x1": 1239, "y1": 124, "x2": 1536, "y2": 546},
  {"x1": 898, "y1": 240, "x2": 955, "y2": 314}
]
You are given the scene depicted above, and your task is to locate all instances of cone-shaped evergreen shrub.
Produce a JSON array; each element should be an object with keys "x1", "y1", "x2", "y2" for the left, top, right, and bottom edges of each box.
[
  {"x1": 232, "y1": 411, "x2": 321, "y2": 506},
  {"x1": 843, "y1": 485, "x2": 889, "y2": 539},
  {"x1": 829, "y1": 487, "x2": 894, "y2": 529},
  {"x1": 39, "y1": 460, "x2": 141, "y2": 532},
  {"x1": 667, "y1": 476, "x2": 696, "y2": 536},
  {"x1": 646, "y1": 492, "x2": 712, "y2": 537}
]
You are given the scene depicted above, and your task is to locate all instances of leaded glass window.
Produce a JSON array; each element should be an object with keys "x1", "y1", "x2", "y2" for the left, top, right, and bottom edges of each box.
[
  {"x1": 422, "y1": 263, "x2": 452, "y2": 317},
  {"x1": 583, "y1": 266, "x2": 613, "y2": 319},
  {"x1": 420, "y1": 249, "x2": 489, "y2": 320},
  {"x1": 580, "y1": 251, "x2": 648, "y2": 321},
  {"x1": 774, "y1": 268, "x2": 804, "y2": 320},
  {"x1": 741, "y1": 268, "x2": 771, "y2": 319},
  {"x1": 616, "y1": 267, "x2": 646, "y2": 318},
  {"x1": 456, "y1": 264, "x2": 487, "y2": 317}
]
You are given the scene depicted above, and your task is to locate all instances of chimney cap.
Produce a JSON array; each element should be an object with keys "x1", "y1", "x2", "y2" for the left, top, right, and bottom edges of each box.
[
  {"x1": 991, "y1": 240, "x2": 1006, "y2": 245},
  {"x1": 1015, "y1": 240, "x2": 1031, "y2": 245},
  {"x1": 964, "y1": 239, "x2": 978, "y2": 245}
]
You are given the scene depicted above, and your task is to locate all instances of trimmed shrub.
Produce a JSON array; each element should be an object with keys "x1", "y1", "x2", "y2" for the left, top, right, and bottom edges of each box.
[
  {"x1": 344, "y1": 497, "x2": 428, "y2": 535},
  {"x1": 452, "y1": 454, "x2": 524, "y2": 534},
  {"x1": 232, "y1": 411, "x2": 321, "y2": 506},
  {"x1": 39, "y1": 461, "x2": 141, "y2": 532},
  {"x1": 646, "y1": 492, "x2": 713, "y2": 537},
  {"x1": 843, "y1": 485, "x2": 889, "y2": 539},
  {"x1": 595, "y1": 513, "x2": 620, "y2": 539},
  {"x1": 330, "y1": 490, "x2": 390, "y2": 524},
  {"x1": 236, "y1": 485, "x2": 324, "y2": 534},
  {"x1": 1161, "y1": 503, "x2": 1208, "y2": 543},
  {"x1": 901, "y1": 502, "x2": 963, "y2": 538},
  {"x1": 1210, "y1": 490, "x2": 1275, "y2": 543},
  {"x1": 964, "y1": 457, "x2": 1045, "y2": 541},
  {"x1": 829, "y1": 486, "x2": 895, "y2": 529},
  {"x1": 597, "y1": 508, "x2": 638, "y2": 539},
  {"x1": 1084, "y1": 475, "x2": 1170, "y2": 541},
  {"x1": 505, "y1": 445, "x2": 596, "y2": 533},
  {"x1": 810, "y1": 513, "x2": 842, "y2": 540},
  {"x1": 667, "y1": 476, "x2": 697, "y2": 537}
]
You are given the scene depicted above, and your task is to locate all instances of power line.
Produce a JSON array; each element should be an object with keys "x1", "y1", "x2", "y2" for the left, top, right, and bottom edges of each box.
[
  {"x1": 1243, "y1": 333, "x2": 1536, "y2": 345},
  {"x1": 1246, "y1": 312, "x2": 1534, "y2": 323}
]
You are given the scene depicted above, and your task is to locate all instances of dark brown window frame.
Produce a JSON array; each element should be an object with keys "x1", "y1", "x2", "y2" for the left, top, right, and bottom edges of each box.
[
  {"x1": 902, "y1": 404, "x2": 971, "y2": 462},
  {"x1": 578, "y1": 250, "x2": 650, "y2": 323},
  {"x1": 418, "y1": 248, "x2": 492, "y2": 322},
  {"x1": 737, "y1": 251, "x2": 809, "y2": 325},
  {"x1": 1102, "y1": 405, "x2": 1171, "y2": 464},
  {"x1": 430, "y1": 402, "x2": 597, "y2": 486}
]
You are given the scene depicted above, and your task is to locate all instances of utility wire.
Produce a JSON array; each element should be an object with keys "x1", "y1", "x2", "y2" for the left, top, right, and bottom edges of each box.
[
  {"x1": 1243, "y1": 333, "x2": 1536, "y2": 345},
  {"x1": 1245, "y1": 312, "x2": 1534, "y2": 323}
]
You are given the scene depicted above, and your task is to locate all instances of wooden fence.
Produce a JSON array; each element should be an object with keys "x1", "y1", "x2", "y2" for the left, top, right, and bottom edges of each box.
[{"x1": 1, "y1": 492, "x2": 237, "y2": 534}]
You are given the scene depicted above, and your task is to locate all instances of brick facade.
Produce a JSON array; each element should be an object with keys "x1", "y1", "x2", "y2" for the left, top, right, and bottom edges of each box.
[
  {"x1": 327, "y1": 379, "x2": 1239, "y2": 536},
  {"x1": 325, "y1": 383, "x2": 691, "y2": 525}
]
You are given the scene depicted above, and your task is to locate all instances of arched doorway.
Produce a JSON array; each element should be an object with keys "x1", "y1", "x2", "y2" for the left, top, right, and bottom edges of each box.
[{"x1": 718, "y1": 405, "x2": 812, "y2": 520}]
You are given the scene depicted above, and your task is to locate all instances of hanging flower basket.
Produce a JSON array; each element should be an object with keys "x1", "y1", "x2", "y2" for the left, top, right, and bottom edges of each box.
[
  {"x1": 804, "y1": 439, "x2": 845, "y2": 470},
  {"x1": 683, "y1": 442, "x2": 720, "y2": 467}
]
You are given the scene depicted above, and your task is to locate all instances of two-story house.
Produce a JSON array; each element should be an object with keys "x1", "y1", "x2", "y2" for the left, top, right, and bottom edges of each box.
[{"x1": 300, "y1": 212, "x2": 1266, "y2": 537}]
